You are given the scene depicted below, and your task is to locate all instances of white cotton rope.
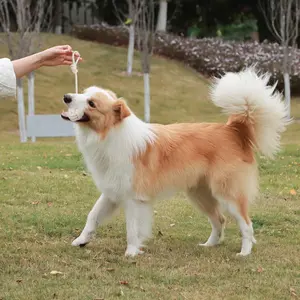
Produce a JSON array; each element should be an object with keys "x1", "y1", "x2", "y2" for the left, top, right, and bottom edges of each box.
[{"x1": 70, "y1": 51, "x2": 81, "y2": 94}]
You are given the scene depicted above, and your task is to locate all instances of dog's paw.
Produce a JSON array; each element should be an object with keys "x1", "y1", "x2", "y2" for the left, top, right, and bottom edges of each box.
[
  {"x1": 124, "y1": 245, "x2": 144, "y2": 257},
  {"x1": 72, "y1": 235, "x2": 90, "y2": 247},
  {"x1": 198, "y1": 242, "x2": 217, "y2": 247},
  {"x1": 236, "y1": 251, "x2": 251, "y2": 257}
]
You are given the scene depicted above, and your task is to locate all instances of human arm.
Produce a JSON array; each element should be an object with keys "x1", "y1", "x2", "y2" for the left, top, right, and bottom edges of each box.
[
  {"x1": 12, "y1": 45, "x2": 81, "y2": 78},
  {"x1": 0, "y1": 45, "x2": 81, "y2": 99}
]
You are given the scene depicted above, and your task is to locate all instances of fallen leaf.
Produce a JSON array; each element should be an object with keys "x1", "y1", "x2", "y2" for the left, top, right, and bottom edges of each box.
[
  {"x1": 158, "y1": 230, "x2": 163, "y2": 236},
  {"x1": 290, "y1": 189, "x2": 297, "y2": 195},
  {"x1": 290, "y1": 287, "x2": 297, "y2": 297},
  {"x1": 257, "y1": 266, "x2": 263, "y2": 273},
  {"x1": 31, "y1": 201, "x2": 40, "y2": 205},
  {"x1": 47, "y1": 202, "x2": 53, "y2": 207},
  {"x1": 106, "y1": 268, "x2": 115, "y2": 272},
  {"x1": 119, "y1": 280, "x2": 129, "y2": 285},
  {"x1": 82, "y1": 171, "x2": 87, "y2": 176},
  {"x1": 50, "y1": 270, "x2": 63, "y2": 275},
  {"x1": 170, "y1": 223, "x2": 175, "y2": 227},
  {"x1": 16, "y1": 279, "x2": 22, "y2": 283},
  {"x1": 37, "y1": 166, "x2": 42, "y2": 170}
]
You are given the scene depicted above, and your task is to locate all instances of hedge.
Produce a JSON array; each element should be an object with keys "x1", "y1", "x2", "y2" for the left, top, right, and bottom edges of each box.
[{"x1": 72, "y1": 23, "x2": 300, "y2": 93}]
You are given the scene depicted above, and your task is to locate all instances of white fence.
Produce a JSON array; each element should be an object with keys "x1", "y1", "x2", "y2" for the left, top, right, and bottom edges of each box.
[{"x1": 26, "y1": 115, "x2": 75, "y2": 139}]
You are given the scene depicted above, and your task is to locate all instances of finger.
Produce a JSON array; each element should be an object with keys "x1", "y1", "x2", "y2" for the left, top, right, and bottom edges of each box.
[{"x1": 58, "y1": 45, "x2": 72, "y2": 51}]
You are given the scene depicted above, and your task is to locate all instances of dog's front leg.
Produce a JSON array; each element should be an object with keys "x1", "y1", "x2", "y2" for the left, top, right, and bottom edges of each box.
[
  {"x1": 72, "y1": 193, "x2": 119, "y2": 247},
  {"x1": 124, "y1": 199, "x2": 145, "y2": 257}
]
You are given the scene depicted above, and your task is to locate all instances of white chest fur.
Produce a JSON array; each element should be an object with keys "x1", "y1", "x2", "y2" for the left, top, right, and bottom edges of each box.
[{"x1": 73, "y1": 115, "x2": 155, "y2": 200}]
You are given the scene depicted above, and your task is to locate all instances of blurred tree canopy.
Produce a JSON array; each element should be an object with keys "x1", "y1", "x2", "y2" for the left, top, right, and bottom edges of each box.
[
  {"x1": 90, "y1": 0, "x2": 275, "y2": 42},
  {"x1": 2, "y1": 0, "x2": 293, "y2": 43}
]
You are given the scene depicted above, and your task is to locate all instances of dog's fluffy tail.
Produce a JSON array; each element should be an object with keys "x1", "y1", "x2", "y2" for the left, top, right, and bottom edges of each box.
[{"x1": 210, "y1": 67, "x2": 291, "y2": 159}]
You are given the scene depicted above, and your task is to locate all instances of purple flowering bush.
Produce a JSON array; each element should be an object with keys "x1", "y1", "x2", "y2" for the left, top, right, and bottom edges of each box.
[{"x1": 72, "y1": 23, "x2": 300, "y2": 93}]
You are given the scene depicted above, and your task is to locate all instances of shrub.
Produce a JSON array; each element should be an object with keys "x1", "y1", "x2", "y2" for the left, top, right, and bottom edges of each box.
[{"x1": 72, "y1": 23, "x2": 300, "y2": 93}]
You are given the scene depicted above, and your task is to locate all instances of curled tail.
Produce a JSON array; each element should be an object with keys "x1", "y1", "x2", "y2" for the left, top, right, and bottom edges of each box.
[{"x1": 210, "y1": 67, "x2": 291, "y2": 159}]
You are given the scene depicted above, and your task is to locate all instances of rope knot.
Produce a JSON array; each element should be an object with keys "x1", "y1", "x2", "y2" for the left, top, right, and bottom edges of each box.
[{"x1": 71, "y1": 51, "x2": 80, "y2": 93}]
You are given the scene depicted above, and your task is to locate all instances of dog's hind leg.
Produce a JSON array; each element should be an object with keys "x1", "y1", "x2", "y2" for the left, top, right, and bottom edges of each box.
[
  {"x1": 215, "y1": 194, "x2": 256, "y2": 256},
  {"x1": 187, "y1": 183, "x2": 226, "y2": 247},
  {"x1": 72, "y1": 193, "x2": 119, "y2": 247}
]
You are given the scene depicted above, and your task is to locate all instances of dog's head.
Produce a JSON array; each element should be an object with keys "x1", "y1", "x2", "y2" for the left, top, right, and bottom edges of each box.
[{"x1": 61, "y1": 86, "x2": 131, "y2": 134}]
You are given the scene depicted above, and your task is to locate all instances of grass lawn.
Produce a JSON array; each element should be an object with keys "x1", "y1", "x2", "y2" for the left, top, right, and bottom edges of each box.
[{"x1": 0, "y1": 34, "x2": 299, "y2": 300}]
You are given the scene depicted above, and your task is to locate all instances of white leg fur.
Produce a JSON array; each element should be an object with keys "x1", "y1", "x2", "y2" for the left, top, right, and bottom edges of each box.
[
  {"x1": 124, "y1": 199, "x2": 144, "y2": 257},
  {"x1": 199, "y1": 215, "x2": 225, "y2": 247},
  {"x1": 72, "y1": 194, "x2": 119, "y2": 247},
  {"x1": 226, "y1": 202, "x2": 256, "y2": 256},
  {"x1": 137, "y1": 201, "x2": 153, "y2": 246}
]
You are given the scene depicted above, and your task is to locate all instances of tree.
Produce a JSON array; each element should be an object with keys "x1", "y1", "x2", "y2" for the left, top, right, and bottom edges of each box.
[
  {"x1": 156, "y1": 0, "x2": 168, "y2": 32},
  {"x1": 259, "y1": 0, "x2": 299, "y2": 119},
  {"x1": 136, "y1": 0, "x2": 155, "y2": 123},
  {"x1": 112, "y1": 0, "x2": 143, "y2": 75},
  {"x1": 54, "y1": 0, "x2": 62, "y2": 34},
  {"x1": 0, "y1": 0, "x2": 53, "y2": 142}
]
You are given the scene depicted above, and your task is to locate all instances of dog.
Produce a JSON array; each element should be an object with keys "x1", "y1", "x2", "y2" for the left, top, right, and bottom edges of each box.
[{"x1": 61, "y1": 67, "x2": 289, "y2": 257}]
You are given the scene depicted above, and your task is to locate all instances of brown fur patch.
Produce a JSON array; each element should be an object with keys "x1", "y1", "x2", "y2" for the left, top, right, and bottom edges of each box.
[{"x1": 82, "y1": 91, "x2": 131, "y2": 138}]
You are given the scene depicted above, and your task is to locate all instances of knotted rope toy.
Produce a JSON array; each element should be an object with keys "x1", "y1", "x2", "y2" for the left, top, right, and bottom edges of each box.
[
  {"x1": 63, "y1": 50, "x2": 83, "y2": 122},
  {"x1": 70, "y1": 50, "x2": 81, "y2": 94}
]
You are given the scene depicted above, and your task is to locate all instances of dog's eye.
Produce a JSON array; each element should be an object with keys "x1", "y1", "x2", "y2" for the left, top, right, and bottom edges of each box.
[{"x1": 88, "y1": 100, "x2": 96, "y2": 108}]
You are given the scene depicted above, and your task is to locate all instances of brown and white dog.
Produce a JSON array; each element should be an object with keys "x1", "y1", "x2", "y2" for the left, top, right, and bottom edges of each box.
[{"x1": 61, "y1": 67, "x2": 289, "y2": 257}]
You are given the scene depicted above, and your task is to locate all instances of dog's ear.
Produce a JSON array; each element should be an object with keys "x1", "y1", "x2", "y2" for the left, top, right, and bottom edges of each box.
[{"x1": 113, "y1": 98, "x2": 131, "y2": 121}]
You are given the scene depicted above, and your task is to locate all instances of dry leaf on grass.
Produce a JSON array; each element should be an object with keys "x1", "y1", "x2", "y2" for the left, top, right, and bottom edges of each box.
[
  {"x1": 257, "y1": 266, "x2": 264, "y2": 273},
  {"x1": 119, "y1": 280, "x2": 129, "y2": 285},
  {"x1": 290, "y1": 287, "x2": 297, "y2": 297},
  {"x1": 290, "y1": 189, "x2": 297, "y2": 195},
  {"x1": 170, "y1": 223, "x2": 175, "y2": 227},
  {"x1": 106, "y1": 268, "x2": 115, "y2": 272},
  {"x1": 50, "y1": 270, "x2": 63, "y2": 275},
  {"x1": 31, "y1": 201, "x2": 40, "y2": 205}
]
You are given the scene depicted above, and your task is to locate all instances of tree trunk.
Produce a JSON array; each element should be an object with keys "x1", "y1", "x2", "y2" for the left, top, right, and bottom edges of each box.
[
  {"x1": 127, "y1": 24, "x2": 135, "y2": 75},
  {"x1": 144, "y1": 73, "x2": 150, "y2": 123},
  {"x1": 28, "y1": 72, "x2": 36, "y2": 142},
  {"x1": 17, "y1": 79, "x2": 27, "y2": 143},
  {"x1": 283, "y1": 72, "x2": 291, "y2": 119},
  {"x1": 54, "y1": 0, "x2": 63, "y2": 34},
  {"x1": 156, "y1": 0, "x2": 168, "y2": 32}
]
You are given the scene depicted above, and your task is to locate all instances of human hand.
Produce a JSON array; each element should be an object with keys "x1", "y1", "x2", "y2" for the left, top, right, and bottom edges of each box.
[{"x1": 36, "y1": 45, "x2": 82, "y2": 67}]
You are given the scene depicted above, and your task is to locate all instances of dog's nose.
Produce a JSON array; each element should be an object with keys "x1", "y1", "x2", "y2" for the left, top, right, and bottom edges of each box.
[{"x1": 63, "y1": 95, "x2": 72, "y2": 104}]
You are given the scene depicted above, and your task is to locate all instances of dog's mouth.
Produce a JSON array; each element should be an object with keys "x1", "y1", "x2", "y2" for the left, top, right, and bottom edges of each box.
[{"x1": 61, "y1": 111, "x2": 90, "y2": 122}]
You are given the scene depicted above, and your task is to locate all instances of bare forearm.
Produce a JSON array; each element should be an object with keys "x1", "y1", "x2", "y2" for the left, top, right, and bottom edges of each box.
[{"x1": 12, "y1": 53, "x2": 42, "y2": 79}]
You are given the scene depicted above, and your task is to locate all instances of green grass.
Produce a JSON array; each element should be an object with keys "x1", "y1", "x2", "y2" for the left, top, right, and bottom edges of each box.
[{"x1": 0, "y1": 34, "x2": 300, "y2": 300}]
